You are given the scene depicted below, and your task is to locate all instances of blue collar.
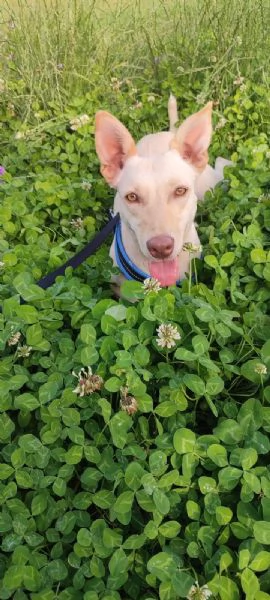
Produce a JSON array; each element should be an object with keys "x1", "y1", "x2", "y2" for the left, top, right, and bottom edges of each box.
[
  {"x1": 114, "y1": 219, "x2": 183, "y2": 285},
  {"x1": 114, "y1": 219, "x2": 150, "y2": 282}
]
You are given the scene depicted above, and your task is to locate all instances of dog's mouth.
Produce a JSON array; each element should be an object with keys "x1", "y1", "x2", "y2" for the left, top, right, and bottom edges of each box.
[{"x1": 148, "y1": 258, "x2": 180, "y2": 286}]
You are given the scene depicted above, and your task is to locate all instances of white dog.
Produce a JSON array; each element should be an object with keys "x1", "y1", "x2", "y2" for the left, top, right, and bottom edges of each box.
[{"x1": 95, "y1": 95, "x2": 230, "y2": 291}]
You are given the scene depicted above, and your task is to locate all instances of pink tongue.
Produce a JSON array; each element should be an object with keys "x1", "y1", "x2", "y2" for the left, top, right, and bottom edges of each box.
[{"x1": 148, "y1": 258, "x2": 180, "y2": 287}]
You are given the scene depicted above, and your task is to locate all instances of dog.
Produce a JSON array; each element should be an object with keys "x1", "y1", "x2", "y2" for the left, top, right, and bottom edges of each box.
[{"x1": 95, "y1": 95, "x2": 230, "y2": 293}]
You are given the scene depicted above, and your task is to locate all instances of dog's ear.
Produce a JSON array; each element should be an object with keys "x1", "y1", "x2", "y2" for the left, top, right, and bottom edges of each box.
[
  {"x1": 95, "y1": 111, "x2": 137, "y2": 186},
  {"x1": 170, "y1": 102, "x2": 213, "y2": 170}
]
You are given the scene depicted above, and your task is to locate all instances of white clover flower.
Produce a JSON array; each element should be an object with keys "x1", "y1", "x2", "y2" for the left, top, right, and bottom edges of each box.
[
  {"x1": 81, "y1": 180, "x2": 92, "y2": 191},
  {"x1": 143, "y1": 277, "x2": 161, "y2": 294},
  {"x1": 70, "y1": 117, "x2": 80, "y2": 130},
  {"x1": 110, "y1": 78, "x2": 122, "y2": 91},
  {"x1": 14, "y1": 131, "x2": 25, "y2": 140},
  {"x1": 70, "y1": 217, "x2": 84, "y2": 229},
  {"x1": 134, "y1": 101, "x2": 142, "y2": 109},
  {"x1": 235, "y1": 35, "x2": 242, "y2": 46},
  {"x1": 0, "y1": 261, "x2": 5, "y2": 269},
  {"x1": 233, "y1": 75, "x2": 245, "y2": 86},
  {"x1": 182, "y1": 242, "x2": 202, "y2": 254},
  {"x1": 80, "y1": 114, "x2": 90, "y2": 126},
  {"x1": 196, "y1": 92, "x2": 207, "y2": 105},
  {"x1": 215, "y1": 116, "x2": 227, "y2": 130},
  {"x1": 187, "y1": 581, "x2": 212, "y2": 600},
  {"x1": 156, "y1": 323, "x2": 181, "y2": 349},
  {"x1": 69, "y1": 114, "x2": 90, "y2": 131},
  {"x1": 254, "y1": 363, "x2": 267, "y2": 375},
  {"x1": 72, "y1": 366, "x2": 103, "y2": 396},
  {"x1": 17, "y1": 345, "x2": 32, "y2": 357},
  {"x1": 120, "y1": 387, "x2": 138, "y2": 415},
  {"x1": 147, "y1": 95, "x2": 156, "y2": 103},
  {"x1": 8, "y1": 331, "x2": 21, "y2": 346}
]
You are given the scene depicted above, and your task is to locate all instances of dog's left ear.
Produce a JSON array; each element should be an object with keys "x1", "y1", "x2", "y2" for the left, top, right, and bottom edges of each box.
[
  {"x1": 95, "y1": 111, "x2": 137, "y2": 187},
  {"x1": 170, "y1": 102, "x2": 213, "y2": 170}
]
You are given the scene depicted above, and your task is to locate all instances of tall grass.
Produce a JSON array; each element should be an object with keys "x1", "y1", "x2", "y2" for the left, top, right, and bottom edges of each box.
[{"x1": 0, "y1": 0, "x2": 269, "y2": 118}]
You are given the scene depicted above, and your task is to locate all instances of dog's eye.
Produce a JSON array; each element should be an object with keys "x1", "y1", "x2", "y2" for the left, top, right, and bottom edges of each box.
[
  {"x1": 126, "y1": 192, "x2": 139, "y2": 203},
  {"x1": 175, "y1": 186, "x2": 188, "y2": 197}
]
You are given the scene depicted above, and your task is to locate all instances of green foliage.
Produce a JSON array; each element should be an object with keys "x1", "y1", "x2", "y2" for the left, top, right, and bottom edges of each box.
[
  {"x1": 0, "y1": 4, "x2": 270, "y2": 597},
  {"x1": 0, "y1": 0, "x2": 270, "y2": 120}
]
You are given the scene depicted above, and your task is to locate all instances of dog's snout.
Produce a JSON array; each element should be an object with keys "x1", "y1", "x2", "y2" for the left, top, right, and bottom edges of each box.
[{"x1": 147, "y1": 235, "x2": 174, "y2": 259}]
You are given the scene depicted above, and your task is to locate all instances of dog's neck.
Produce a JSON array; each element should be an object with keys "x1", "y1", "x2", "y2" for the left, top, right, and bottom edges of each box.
[{"x1": 110, "y1": 218, "x2": 201, "y2": 282}]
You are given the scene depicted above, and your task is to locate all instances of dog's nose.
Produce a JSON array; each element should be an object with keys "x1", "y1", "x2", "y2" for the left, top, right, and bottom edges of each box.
[{"x1": 147, "y1": 235, "x2": 174, "y2": 259}]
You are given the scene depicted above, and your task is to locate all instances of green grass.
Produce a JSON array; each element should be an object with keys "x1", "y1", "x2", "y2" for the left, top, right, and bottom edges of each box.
[
  {"x1": 0, "y1": 2, "x2": 270, "y2": 599},
  {"x1": 0, "y1": 0, "x2": 269, "y2": 119}
]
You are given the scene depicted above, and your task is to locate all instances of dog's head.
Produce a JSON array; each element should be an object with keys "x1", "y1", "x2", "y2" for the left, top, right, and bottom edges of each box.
[{"x1": 95, "y1": 103, "x2": 212, "y2": 285}]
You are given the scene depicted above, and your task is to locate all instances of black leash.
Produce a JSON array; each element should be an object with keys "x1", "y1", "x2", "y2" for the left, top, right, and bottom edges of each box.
[{"x1": 37, "y1": 212, "x2": 120, "y2": 289}]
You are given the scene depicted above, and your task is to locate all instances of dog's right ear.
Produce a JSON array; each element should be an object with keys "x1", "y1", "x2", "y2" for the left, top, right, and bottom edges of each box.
[{"x1": 95, "y1": 111, "x2": 137, "y2": 187}]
